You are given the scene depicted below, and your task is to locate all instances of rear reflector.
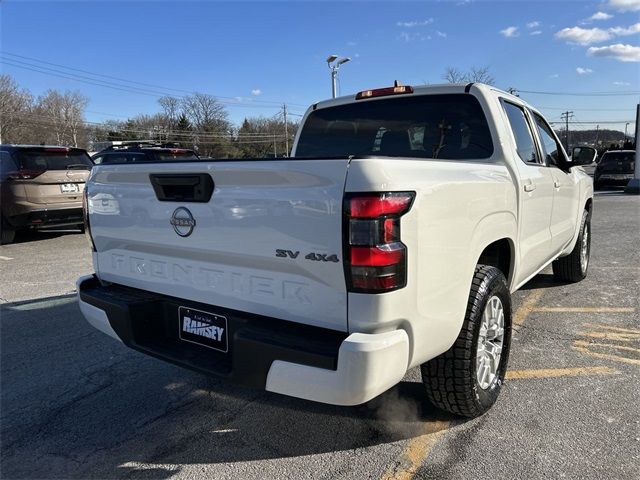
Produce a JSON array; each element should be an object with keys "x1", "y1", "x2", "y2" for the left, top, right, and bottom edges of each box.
[
  {"x1": 344, "y1": 192, "x2": 415, "y2": 293},
  {"x1": 356, "y1": 85, "x2": 414, "y2": 100},
  {"x1": 350, "y1": 244, "x2": 404, "y2": 267}
]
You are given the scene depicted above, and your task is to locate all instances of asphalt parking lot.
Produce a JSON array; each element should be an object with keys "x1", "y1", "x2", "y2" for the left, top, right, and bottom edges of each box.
[{"x1": 1, "y1": 188, "x2": 639, "y2": 480}]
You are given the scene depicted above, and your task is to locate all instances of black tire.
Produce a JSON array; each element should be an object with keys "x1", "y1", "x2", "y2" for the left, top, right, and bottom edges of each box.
[
  {"x1": 421, "y1": 265, "x2": 512, "y2": 418},
  {"x1": 552, "y1": 209, "x2": 590, "y2": 283},
  {"x1": 1, "y1": 216, "x2": 16, "y2": 245}
]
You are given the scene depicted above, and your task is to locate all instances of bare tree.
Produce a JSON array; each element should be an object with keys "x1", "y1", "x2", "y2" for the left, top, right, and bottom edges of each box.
[
  {"x1": 158, "y1": 95, "x2": 180, "y2": 133},
  {"x1": 34, "y1": 90, "x2": 88, "y2": 146},
  {"x1": 443, "y1": 66, "x2": 495, "y2": 85},
  {"x1": 181, "y1": 93, "x2": 232, "y2": 157},
  {"x1": 0, "y1": 74, "x2": 33, "y2": 144},
  {"x1": 443, "y1": 67, "x2": 467, "y2": 84}
]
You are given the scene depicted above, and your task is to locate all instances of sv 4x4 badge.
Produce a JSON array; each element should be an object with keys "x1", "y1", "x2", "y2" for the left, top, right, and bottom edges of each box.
[{"x1": 275, "y1": 249, "x2": 339, "y2": 263}]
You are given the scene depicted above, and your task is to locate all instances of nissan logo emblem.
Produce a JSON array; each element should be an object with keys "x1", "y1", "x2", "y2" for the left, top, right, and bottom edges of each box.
[{"x1": 170, "y1": 207, "x2": 196, "y2": 237}]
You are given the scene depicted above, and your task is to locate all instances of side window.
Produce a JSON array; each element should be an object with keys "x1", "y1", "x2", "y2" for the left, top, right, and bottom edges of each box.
[
  {"x1": 92, "y1": 156, "x2": 103, "y2": 165},
  {"x1": 531, "y1": 113, "x2": 566, "y2": 168},
  {"x1": 502, "y1": 102, "x2": 539, "y2": 165}
]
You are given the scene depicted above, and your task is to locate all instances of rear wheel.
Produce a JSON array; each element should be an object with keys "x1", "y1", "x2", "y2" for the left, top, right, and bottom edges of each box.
[
  {"x1": 1, "y1": 216, "x2": 16, "y2": 245},
  {"x1": 421, "y1": 265, "x2": 512, "y2": 418},
  {"x1": 552, "y1": 209, "x2": 590, "y2": 283}
]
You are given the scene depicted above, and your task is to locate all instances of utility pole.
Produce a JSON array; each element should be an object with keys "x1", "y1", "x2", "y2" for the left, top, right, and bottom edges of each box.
[
  {"x1": 624, "y1": 122, "x2": 630, "y2": 145},
  {"x1": 560, "y1": 111, "x2": 574, "y2": 152},
  {"x1": 273, "y1": 134, "x2": 277, "y2": 157},
  {"x1": 624, "y1": 104, "x2": 639, "y2": 194},
  {"x1": 283, "y1": 103, "x2": 289, "y2": 156},
  {"x1": 594, "y1": 125, "x2": 599, "y2": 147}
]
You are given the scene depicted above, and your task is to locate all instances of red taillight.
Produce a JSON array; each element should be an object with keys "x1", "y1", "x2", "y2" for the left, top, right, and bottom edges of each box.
[
  {"x1": 8, "y1": 169, "x2": 45, "y2": 180},
  {"x1": 349, "y1": 194, "x2": 414, "y2": 218},
  {"x1": 355, "y1": 85, "x2": 414, "y2": 100},
  {"x1": 344, "y1": 192, "x2": 414, "y2": 293}
]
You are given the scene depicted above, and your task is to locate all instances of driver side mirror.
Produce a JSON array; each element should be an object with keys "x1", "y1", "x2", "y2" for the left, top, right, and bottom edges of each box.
[{"x1": 571, "y1": 146, "x2": 597, "y2": 166}]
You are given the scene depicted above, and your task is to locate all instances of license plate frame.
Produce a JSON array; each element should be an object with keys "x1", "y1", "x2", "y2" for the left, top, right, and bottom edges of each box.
[
  {"x1": 178, "y1": 306, "x2": 228, "y2": 353},
  {"x1": 60, "y1": 183, "x2": 79, "y2": 194}
]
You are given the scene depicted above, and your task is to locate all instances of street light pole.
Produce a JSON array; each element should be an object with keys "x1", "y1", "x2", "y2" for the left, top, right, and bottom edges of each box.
[{"x1": 326, "y1": 55, "x2": 351, "y2": 99}]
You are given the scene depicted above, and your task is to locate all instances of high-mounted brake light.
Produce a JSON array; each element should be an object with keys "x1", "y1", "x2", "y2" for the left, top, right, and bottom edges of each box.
[
  {"x1": 7, "y1": 169, "x2": 45, "y2": 180},
  {"x1": 44, "y1": 147, "x2": 70, "y2": 153},
  {"x1": 344, "y1": 192, "x2": 415, "y2": 293},
  {"x1": 356, "y1": 82, "x2": 414, "y2": 100}
]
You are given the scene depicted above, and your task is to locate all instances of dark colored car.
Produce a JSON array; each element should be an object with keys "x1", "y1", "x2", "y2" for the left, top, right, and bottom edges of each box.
[
  {"x1": 0, "y1": 145, "x2": 93, "y2": 244},
  {"x1": 594, "y1": 150, "x2": 636, "y2": 189},
  {"x1": 91, "y1": 142, "x2": 200, "y2": 164}
]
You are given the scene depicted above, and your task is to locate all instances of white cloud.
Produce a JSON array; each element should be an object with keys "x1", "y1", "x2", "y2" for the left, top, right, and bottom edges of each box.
[
  {"x1": 548, "y1": 74, "x2": 560, "y2": 79},
  {"x1": 527, "y1": 21, "x2": 541, "y2": 29},
  {"x1": 436, "y1": 30, "x2": 447, "y2": 38},
  {"x1": 347, "y1": 41, "x2": 357, "y2": 47},
  {"x1": 608, "y1": 22, "x2": 640, "y2": 36},
  {"x1": 396, "y1": 18, "x2": 434, "y2": 28},
  {"x1": 587, "y1": 43, "x2": 640, "y2": 62},
  {"x1": 576, "y1": 67, "x2": 594, "y2": 74},
  {"x1": 530, "y1": 30, "x2": 542, "y2": 36},
  {"x1": 589, "y1": 11, "x2": 614, "y2": 21},
  {"x1": 500, "y1": 26, "x2": 519, "y2": 38},
  {"x1": 250, "y1": 89, "x2": 261, "y2": 96},
  {"x1": 607, "y1": 0, "x2": 640, "y2": 12},
  {"x1": 613, "y1": 81, "x2": 631, "y2": 85},
  {"x1": 399, "y1": 32, "x2": 431, "y2": 42},
  {"x1": 555, "y1": 26, "x2": 612, "y2": 45}
]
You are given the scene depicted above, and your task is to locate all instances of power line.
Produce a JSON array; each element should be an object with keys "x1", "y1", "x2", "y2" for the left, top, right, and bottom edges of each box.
[
  {"x1": 1, "y1": 51, "x2": 310, "y2": 109},
  {"x1": 516, "y1": 89, "x2": 640, "y2": 97}
]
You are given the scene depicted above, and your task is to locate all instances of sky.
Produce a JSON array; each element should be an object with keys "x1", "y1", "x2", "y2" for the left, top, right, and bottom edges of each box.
[{"x1": 1, "y1": 0, "x2": 639, "y2": 134}]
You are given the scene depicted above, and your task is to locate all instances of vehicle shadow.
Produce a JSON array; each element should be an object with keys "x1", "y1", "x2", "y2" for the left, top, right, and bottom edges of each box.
[
  {"x1": 519, "y1": 273, "x2": 572, "y2": 290},
  {"x1": 11, "y1": 227, "x2": 83, "y2": 245},
  {"x1": 0, "y1": 295, "x2": 458, "y2": 479}
]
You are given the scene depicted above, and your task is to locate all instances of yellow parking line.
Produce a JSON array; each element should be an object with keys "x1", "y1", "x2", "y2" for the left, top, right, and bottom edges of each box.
[
  {"x1": 513, "y1": 289, "x2": 545, "y2": 326},
  {"x1": 506, "y1": 366, "x2": 617, "y2": 380},
  {"x1": 572, "y1": 344, "x2": 640, "y2": 366},
  {"x1": 583, "y1": 324, "x2": 640, "y2": 334},
  {"x1": 533, "y1": 307, "x2": 636, "y2": 313},
  {"x1": 574, "y1": 340, "x2": 640, "y2": 354},
  {"x1": 379, "y1": 420, "x2": 449, "y2": 480},
  {"x1": 380, "y1": 288, "x2": 545, "y2": 480}
]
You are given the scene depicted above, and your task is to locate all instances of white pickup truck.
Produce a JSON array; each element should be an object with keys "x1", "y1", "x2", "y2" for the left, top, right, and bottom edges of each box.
[{"x1": 77, "y1": 83, "x2": 595, "y2": 418}]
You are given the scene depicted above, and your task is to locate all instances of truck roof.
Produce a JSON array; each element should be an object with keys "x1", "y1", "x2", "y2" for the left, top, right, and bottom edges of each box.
[{"x1": 310, "y1": 82, "x2": 528, "y2": 113}]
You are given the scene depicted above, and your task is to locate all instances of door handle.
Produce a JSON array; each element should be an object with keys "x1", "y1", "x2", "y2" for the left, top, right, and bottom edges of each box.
[
  {"x1": 554, "y1": 181, "x2": 561, "y2": 188},
  {"x1": 524, "y1": 184, "x2": 536, "y2": 192}
]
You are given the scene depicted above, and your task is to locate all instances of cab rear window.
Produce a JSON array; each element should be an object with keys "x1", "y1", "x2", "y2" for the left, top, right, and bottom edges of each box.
[
  {"x1": 601, "y1": 152, "x2": 635, "y2": 164},
  {"x1": 296, "y1": 94, "x2": 494, "y2": 159},
  {"x1": 16, "y1": 150, "x2": 93, "y2": 170}
]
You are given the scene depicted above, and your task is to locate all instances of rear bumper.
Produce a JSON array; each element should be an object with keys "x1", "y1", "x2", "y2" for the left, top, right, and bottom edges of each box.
[
  {"x1": 6, "y1": 206, "x2": 83, "y2": 228},
  {"x1": 76, "y1": 275, "x2": 409, "y2": 406},
  {"x1": 595, "y1": 173, "x2": 634, "y2": 185}
]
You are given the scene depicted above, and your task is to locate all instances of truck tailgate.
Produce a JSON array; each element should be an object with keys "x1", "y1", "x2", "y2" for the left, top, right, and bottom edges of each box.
[{"x1": 88, "y1": 159, "x2": 350, "y2": 331}]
